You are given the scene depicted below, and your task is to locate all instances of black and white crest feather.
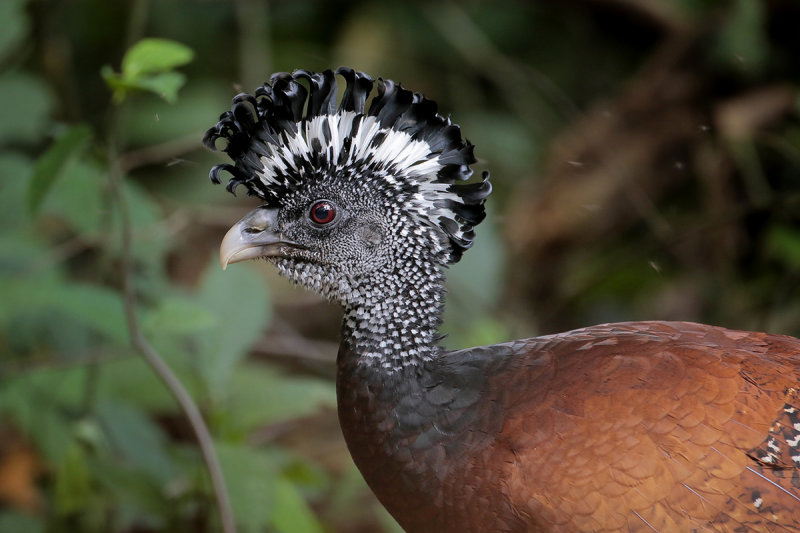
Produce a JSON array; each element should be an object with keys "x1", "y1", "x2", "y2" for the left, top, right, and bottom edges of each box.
[{"x1": 203, "y1": 67, "x2": 491, "y2": 263}]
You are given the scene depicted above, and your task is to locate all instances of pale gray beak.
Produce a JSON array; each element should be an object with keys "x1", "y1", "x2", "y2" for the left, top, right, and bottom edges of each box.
[{"x1": 219, "y1": 206, "x2": 293, "y2": 269}]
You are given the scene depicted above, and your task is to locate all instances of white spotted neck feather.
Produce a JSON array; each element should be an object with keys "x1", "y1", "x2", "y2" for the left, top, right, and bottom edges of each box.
[
  {"x1": 274, "y1": 248, "x2": 447, "y2": 373},
  {"x1": 341, "y1": 260, "x2": 446, "y2": 372}
]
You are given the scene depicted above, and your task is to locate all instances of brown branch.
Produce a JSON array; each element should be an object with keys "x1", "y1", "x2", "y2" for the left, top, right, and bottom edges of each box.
[
  {"x1": 106, "y1": 129, "x2": 237, "y2": 533},
  {"x1": 118, "y1": 132, "x2": 205, "y2": 173},
  {"x1": 255, "y1": 316, "x2": 338, "y2": 364}
]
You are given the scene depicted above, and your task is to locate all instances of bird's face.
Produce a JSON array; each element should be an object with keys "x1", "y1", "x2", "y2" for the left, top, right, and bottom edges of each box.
[{"x1": 220, "y1": 176, "x2": 429, "y2": 304}]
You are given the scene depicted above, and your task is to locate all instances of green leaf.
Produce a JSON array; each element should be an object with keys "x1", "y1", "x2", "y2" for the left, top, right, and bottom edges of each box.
[
  {"x1": 96, "y1": 400, "x2": 176, "y2": 483},
  {"x1": 282, "y1": 459, "x2": 329, "y2": 491},
  {"x1": 126, "y1": 71, "x2": 187, "y2": 104},
  {"x1": 714, "y1": 0, "x2": 768, "y2": 75},
  {"x1": 0, "y1": 72, "x2": 53, "y2": 144},
  {"x1": 0, "y1": 512, "x2": 44, "y2": 533},
  {"x1": 121, "y1": 38, "x2": 194, "y2": 79},
  {"x1": 39, "y1": 159, "x2": 106, "y2": 237},
  {"x1": 0, "y1": 152, "x2": 33, "y2": 231},
  {"x1": 0, "y1": 0, "x2": 28, "y2": 59},
  {"x1": 27, "y1": 124, "x2": 92, "y2": 214},
  {"x1": 103, "y1": 176, "x2": 169, "y2": 273},
  {"x1": 98, "y1": 356, "x2": 188, "y2": 414},
  {"x1": 195, "y1": 259, "x2": 271, "y2": 401},
  {"x1": 54, "y1": 442, "x2": 92, "y2": 515},
  {"x1": 88, "y1": 455, "x2": 168, "y2": 531},
  {"x1": 272, "y1": 476, "x2": 324, "y2": 533},
  {"x1": 224, "y1": 363, "x2": 335, "y2": 435},
  {"x1": 216, "y1": 443, "x2": 280, "y2": 533},
  {"x1": 0, "y1": 230, "x2": 47, "y2": 271},
  {"x1": 0, "y1": 276, "x2": 128, "y2": 345},
  {"x1": 104, "y1": 70, "x2": 188, "y2": 104},
  {"x1": 0, "y1": 378, "x2": 76, "y2": 464},
  {"x1": 52, "y1": 283, "x2": 129, "y2": 344},
  {"x1": 103, "y1": 38, "x2": 194, "y2": 104},
  {"x1": 767, "y1": 224, "x2": 800, "y2": 269},
  {"x1": 143, "y1": 297, "x2": 216, "y2": 336}
]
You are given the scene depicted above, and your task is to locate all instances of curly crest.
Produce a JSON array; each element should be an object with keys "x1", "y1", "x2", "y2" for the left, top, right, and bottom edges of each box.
[{"x1": 203, "y1": 67, "x2": 491, "y2": 263}]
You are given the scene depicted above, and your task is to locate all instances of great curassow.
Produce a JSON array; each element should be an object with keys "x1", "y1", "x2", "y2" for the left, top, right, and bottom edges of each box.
[{"x1": 204, "y1": 68, "x2": 800, "y2": 532}]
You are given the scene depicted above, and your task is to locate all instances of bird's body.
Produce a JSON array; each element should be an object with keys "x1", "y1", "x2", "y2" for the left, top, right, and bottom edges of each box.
[
  {"x1": 205, "y1": 68, "x2": 800, "y2": 531},
  {"x1": 340, "y1": 320, "x2": 800, "y2": 531}
]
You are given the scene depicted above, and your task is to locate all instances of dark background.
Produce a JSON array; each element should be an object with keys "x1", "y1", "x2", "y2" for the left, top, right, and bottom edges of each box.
[{"x1": 1, "y1": 1, "x2": 799, "y2": 531}]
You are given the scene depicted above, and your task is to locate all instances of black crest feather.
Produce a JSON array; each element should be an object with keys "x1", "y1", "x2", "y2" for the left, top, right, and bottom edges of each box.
[{"x1": 203, "y1": 67, "x2": 491, "y2": 263}]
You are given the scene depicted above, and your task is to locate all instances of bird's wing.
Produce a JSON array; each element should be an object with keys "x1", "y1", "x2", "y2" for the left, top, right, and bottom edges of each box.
[{"x1": 480, "y1": 321, "x2": 800, "y2": 531}]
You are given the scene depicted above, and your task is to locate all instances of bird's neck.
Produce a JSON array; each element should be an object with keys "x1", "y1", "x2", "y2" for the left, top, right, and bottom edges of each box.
[{"x1": 339, "y1": 260, "x2": 446, "y2": 372}]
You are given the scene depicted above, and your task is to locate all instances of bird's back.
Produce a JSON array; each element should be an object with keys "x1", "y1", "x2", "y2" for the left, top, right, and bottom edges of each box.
[{"x1": 339, "y1": 321, "x2": 800, "y2": 532}]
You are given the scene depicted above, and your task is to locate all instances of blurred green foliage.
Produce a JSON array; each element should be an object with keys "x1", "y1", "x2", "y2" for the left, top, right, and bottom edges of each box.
[
  {"x1": 0, "y1": 0, "x2": 798, "y2": 532},
  {"x1": 102, "y1": 38, "x2": 195, "y2": 104}
]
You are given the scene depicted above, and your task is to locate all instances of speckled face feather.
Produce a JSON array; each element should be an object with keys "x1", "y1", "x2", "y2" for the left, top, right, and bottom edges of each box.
[{"x1": 203, "y1": 67, "x2": 491, "y2": 265}]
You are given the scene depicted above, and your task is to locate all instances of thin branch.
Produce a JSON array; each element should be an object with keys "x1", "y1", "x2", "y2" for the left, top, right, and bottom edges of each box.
[
  {"x1": 118, "y1": 132, "x2": 205, "y2": 173},
  {"x1": 254, "y1": 332, "x2": 338, "y2": 364},
  {"x1": 106, "y1": 125, "x2": 237, "y2": 533}
]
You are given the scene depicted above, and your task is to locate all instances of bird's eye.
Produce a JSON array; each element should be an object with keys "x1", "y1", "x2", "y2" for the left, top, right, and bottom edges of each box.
[{"x1": 309, "y1": 201, "x2": 336, "y2": 225}]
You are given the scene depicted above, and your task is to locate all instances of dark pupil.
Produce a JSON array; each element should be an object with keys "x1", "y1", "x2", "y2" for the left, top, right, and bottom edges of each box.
[{"x1": 312, "y1": 202, "x2": 334, "y2": 224}]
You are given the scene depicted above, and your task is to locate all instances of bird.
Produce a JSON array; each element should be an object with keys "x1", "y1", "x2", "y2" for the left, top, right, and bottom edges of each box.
[{"x1": 204, "y1": 67, "x2": 800, "y2": 532}]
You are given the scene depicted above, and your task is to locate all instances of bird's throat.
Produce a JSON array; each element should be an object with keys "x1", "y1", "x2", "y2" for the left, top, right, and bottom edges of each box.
[{"x1": 339, "y1": 263, "x2": 446, "y2": 372}]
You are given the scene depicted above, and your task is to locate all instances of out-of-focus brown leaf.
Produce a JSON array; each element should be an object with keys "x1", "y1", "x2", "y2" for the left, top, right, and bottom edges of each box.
[
  {"x1": 715, "y1": 84, "x2": 797, "y2": 140},
  {"x1": 0, "y1": 428, "x2": 43, "y2": 513}
]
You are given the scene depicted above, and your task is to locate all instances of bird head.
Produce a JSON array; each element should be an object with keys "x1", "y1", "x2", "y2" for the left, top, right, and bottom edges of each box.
[{"x1": 204, "y1": 67, "x2": 491, "y2": 305}]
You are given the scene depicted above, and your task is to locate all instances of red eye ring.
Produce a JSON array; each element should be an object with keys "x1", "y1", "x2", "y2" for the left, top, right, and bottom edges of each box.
[{"x1": 310, "y1": 201, "x2": 336, "y2": 225}]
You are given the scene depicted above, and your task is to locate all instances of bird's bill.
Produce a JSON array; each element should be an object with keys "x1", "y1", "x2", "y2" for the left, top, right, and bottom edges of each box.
[{"x1": 219, "y1": 206, "x2": 292, "y2": 269}]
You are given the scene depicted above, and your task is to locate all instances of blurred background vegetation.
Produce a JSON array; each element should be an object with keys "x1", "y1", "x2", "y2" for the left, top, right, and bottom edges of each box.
[{"x1": 1, "y1": 0, "x2": 799, "y2": 531}]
